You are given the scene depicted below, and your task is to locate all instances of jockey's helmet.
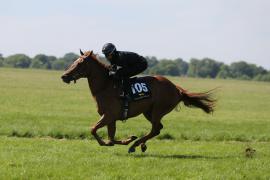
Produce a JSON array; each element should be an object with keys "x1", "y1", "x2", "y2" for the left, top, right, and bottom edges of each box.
[{"x1": 102, "y1": 43, "x2": 116, "y2": 56}]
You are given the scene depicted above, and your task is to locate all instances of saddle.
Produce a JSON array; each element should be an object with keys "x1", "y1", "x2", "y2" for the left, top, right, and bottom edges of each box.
[{"x1": 118, "y1": 77, "x2": 151, "y2": 120}]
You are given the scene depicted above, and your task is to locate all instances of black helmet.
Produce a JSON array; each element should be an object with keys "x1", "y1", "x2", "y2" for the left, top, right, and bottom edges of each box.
[{"x1": 102, "y1": 43, "x2": 116, "y2": 56}]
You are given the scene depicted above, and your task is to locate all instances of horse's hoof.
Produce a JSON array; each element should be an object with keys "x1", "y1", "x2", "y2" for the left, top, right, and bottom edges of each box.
[
  {"x1": 128, "y1": 147, "x2": 136, "y2": 153},
  {"x1": 141, "y1": 143, "x2": 147, "y2": 152},
  {"x1": 130, "y1": 136, "x2": 138, "y2": 141}
]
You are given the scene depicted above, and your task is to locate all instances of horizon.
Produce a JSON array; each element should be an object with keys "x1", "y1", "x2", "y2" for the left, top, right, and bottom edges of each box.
[
  {"x1": 0, "y1": 51, "x2": 269, "y2": 70},
  {"x1": 1, "y1": 0, "x2": 269, "y2": 69}
]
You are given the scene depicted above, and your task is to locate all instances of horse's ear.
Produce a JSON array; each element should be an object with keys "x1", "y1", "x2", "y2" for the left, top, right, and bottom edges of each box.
[
  {"x1": 79, "y1": 49, "x2": 84, "y2": 56},
  {"x1": 90, "y1": 51, "x2": 93, "y2": 56}
]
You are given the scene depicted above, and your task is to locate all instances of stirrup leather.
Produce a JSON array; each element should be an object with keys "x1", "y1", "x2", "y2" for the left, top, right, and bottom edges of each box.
[{"x1": 122, "y1": 99, "x2": 129, "y2": 120}]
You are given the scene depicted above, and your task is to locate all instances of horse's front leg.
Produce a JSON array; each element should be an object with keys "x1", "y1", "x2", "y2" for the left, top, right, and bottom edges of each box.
[
  {"x1": 90, "y1": 114, "x2": 113, "y2": 146},
  {"x1": 107, "y1": 121, "x2": 138, "y2": 145}
]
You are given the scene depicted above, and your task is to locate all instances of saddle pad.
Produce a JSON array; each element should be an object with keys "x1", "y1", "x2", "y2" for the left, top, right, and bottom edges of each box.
[{"x1": 128, "y1": 77, "x2": 151, "y2": 101}]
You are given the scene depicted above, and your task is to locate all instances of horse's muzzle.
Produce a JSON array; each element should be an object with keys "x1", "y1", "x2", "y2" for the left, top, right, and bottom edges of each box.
[{"x1": 61, "y1": 75, "x2": 72, "y2": 84}]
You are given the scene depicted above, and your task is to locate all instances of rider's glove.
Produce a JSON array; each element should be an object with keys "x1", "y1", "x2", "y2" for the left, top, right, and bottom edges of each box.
[
  {"x1": 108, "y1": 64, "x2": 118, "y2": 77},
  {"x1": 109, "y1": 70, "x2": 116, "y2": 76},
  {"x1": 109, "y1": 64, "x2": 117, "y2": 71}
]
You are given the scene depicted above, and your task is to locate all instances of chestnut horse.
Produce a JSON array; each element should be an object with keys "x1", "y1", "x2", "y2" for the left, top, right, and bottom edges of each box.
[{"x1": 61, "y1": 50, "x2": 216, "y2": 153}]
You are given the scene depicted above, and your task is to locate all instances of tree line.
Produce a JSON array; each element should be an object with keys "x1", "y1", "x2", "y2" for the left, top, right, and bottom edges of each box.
[
  {"x1": 0, "y1": 53, "x2": 269, "y2": 82},
  {"x1": 144, "y1": 56, "x2": 270, "y2": 82}
]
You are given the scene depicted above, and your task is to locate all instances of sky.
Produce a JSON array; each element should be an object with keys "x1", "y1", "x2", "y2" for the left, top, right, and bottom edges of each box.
[{"x1": 0, "y1": 0, "x2": 270, "y2": 69}]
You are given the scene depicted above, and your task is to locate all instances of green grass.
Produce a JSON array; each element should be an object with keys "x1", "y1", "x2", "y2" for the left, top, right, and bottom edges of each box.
[
  {"x1": 1, "y1": 137, "x2": 270, "y2": 179},
  {"x1": 0, "y1": 67, "x2": 270, "y2": 179}
]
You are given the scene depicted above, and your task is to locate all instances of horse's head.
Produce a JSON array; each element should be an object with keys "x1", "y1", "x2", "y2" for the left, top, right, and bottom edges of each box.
[{"x1": 61, "y1": 50, "x2": 94, "y2": 84}]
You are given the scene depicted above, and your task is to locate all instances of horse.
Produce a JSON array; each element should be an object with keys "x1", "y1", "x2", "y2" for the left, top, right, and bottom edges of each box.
[{"x1": 61, "y1": 50, "x2": 216, "y2": 153}]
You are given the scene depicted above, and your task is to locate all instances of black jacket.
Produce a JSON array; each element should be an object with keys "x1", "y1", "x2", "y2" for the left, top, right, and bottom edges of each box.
[
  {"x1": 110, "y1": 51, "x2": 148, "y2": 77},
  {"x1": 110, "y1": 51, "x2": 145, "y2": 67}
]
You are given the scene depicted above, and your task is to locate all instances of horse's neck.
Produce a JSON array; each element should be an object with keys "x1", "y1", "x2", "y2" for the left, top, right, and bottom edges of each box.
[{"x1": 87, "y1": 62, "x2": 110, "y2": 96}]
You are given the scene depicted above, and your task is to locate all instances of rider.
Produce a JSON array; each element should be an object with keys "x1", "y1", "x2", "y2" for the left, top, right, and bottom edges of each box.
[{"x1": 102, "y1": 43, "x2": 148, "y2": 98}]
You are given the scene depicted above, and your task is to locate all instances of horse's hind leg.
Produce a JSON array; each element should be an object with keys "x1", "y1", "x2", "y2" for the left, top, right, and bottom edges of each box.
[
  {"x1": 128, "y1": 113, "x2": 163, "y2": 153},
  {"x1": 140, "y1": 122, "x2": 163, "y2": 153}
]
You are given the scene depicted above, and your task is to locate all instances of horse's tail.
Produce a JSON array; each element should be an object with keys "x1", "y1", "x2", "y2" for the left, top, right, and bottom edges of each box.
[{"x1": 176, "y1": 86, "x2": 217, "y2": 114}]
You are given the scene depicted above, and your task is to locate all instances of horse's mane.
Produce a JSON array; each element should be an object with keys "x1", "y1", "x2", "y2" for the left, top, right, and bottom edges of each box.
[{"x1": 84, "y1": 50, "x2": 110, "y2": 70}]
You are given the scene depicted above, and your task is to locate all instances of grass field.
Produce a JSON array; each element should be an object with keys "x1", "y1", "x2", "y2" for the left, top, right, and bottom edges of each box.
[{"x1": 0, "y1": 68, "x2": 270, "y2": 179}]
